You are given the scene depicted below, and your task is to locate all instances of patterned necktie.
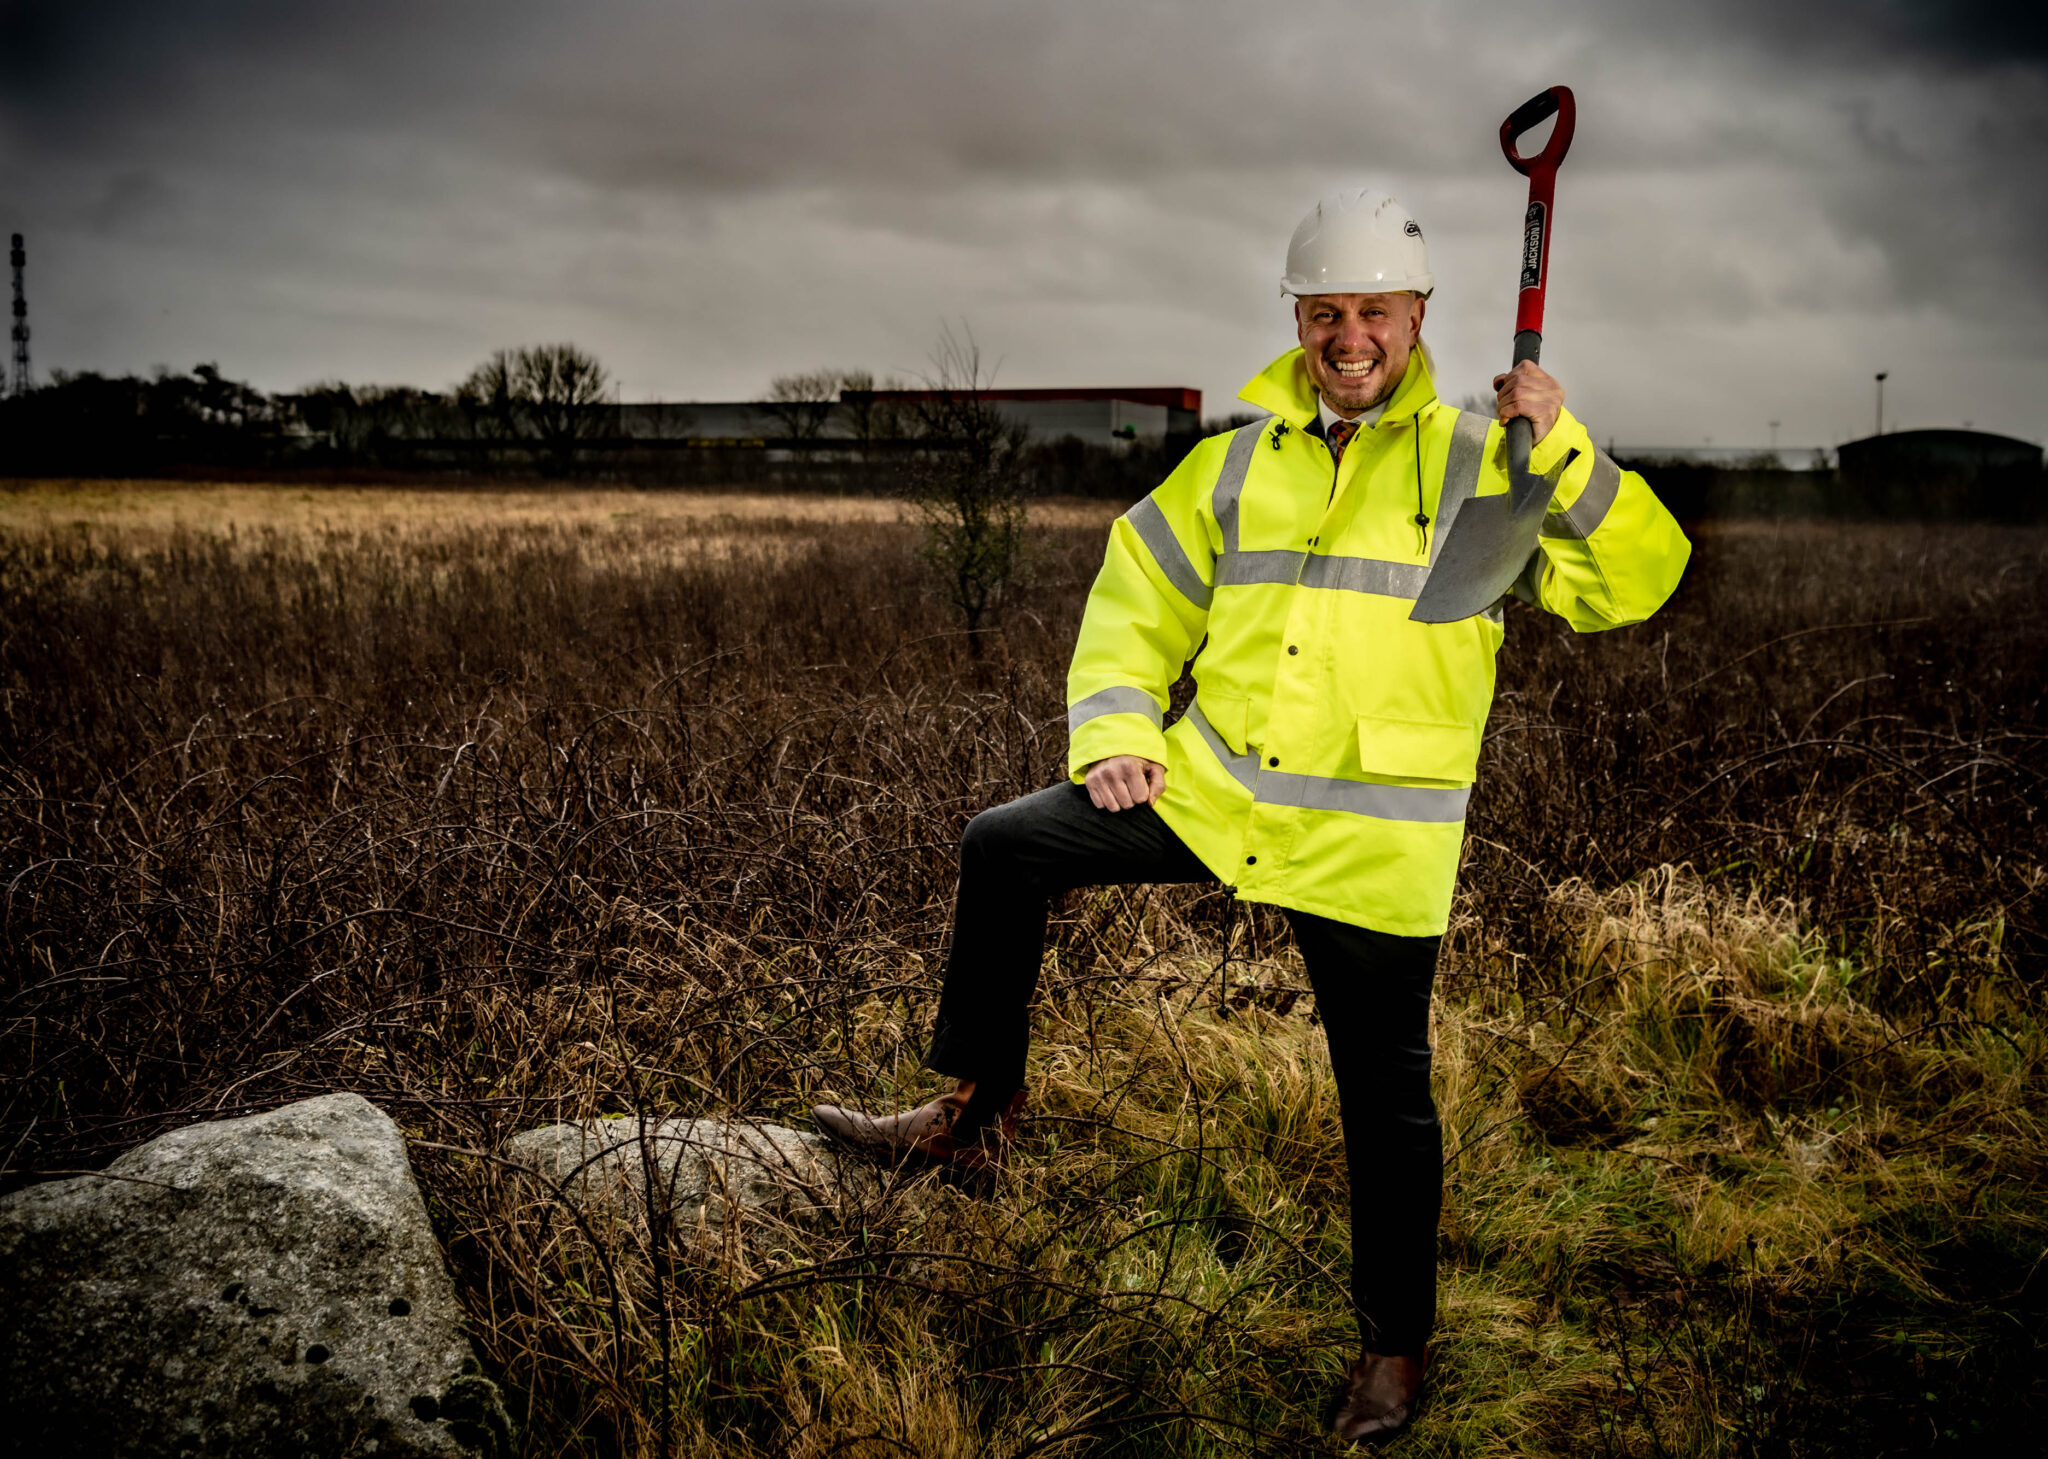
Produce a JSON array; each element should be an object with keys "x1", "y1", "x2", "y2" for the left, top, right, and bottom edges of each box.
[{"x1": 1326, "y1": 418, "x2": 1359, "y2": 466}]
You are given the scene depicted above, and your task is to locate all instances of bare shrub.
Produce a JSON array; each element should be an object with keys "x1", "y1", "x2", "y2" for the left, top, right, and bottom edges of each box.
[{"x1": 898, "y1": 328, "x2": 1034, "y2": 656}]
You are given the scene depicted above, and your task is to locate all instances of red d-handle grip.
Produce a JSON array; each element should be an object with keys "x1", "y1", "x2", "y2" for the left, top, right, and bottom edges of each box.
[
  {"x1": 1500, "y1": 86, "x2": 1576, "y2": 176},
  {"x1": 1502, "y1": 85, "x2": 1576, "y2": 344}
]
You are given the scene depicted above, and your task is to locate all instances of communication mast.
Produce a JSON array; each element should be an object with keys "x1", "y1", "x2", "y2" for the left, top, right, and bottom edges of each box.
[{"x1": 8, "y1": 234, "x2": 26, "y2": 397}]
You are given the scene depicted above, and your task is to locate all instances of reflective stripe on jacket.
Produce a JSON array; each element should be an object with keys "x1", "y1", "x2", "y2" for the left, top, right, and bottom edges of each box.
[{"x1": 1065, "y1": 345, "x2": 1691, "y2": 936}]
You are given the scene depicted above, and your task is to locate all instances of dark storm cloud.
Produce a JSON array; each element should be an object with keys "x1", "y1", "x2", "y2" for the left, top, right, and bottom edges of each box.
[
  {"x1": 3, "y1": 0, "x2": 2043, "y2": 445},
  {"x1": 1680, "y1": 0, "x2": 2048, "y2": 66},
  {"x1": 11, "y1": 1, "x2": 2036, "y2": 185},
  {"x1": 5, "y1": 1, "x2": 1468, "y2": 183}
]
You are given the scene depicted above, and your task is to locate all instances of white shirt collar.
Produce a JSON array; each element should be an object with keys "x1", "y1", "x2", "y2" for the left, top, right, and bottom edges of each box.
[{"x1": 1318, "y1": 394, "x2": 1386, "y2": 435}]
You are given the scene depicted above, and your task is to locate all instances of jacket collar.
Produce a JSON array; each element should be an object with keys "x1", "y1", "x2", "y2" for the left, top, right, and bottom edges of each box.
[{"x1": 1237, "y1": 345, "x2": 1438, "y2": 432}]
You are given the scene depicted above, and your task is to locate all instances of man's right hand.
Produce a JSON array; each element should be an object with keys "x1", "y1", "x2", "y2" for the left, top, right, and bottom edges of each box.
[{"x1": 1084, "y1": 755, "x2": 1166, "y2": 812}]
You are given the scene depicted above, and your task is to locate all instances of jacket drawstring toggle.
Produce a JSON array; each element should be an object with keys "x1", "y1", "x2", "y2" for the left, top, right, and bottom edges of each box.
[{"x1": 1410, "y1": 426, "x2": 1432, "y2": 555}]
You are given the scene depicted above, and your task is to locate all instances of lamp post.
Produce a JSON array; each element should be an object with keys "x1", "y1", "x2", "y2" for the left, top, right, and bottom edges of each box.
[
  {"x1": 1769, "y1": 420, "x2": 1780, "y2": 451},
  {"x1": 1874, "y1": 372, "x2": 1888, "y2": 436}
]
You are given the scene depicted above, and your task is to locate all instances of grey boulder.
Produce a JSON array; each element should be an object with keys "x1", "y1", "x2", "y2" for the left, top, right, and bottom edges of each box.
[
  {"x1": 506, "y1": 1115, "x2": 878, "y2": 1234},
  {"x1": 0, "y1": 1091, "x2": 508, "y2": 1458}
]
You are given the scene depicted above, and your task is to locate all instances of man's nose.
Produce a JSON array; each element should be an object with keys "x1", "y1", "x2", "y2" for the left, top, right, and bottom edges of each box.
[{"x1": 1333, "y1": 321, "x2": 1376, "y2": 354}]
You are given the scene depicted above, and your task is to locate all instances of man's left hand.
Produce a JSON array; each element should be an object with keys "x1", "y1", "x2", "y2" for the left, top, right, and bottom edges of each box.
[{"x1": 1491, "y1": 361, "x2": 1565, "y2": 444}]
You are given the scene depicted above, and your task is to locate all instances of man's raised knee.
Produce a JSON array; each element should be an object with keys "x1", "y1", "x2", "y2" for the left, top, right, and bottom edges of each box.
[
  {"x1": 959, "y1": 801, "x2": 1019, "y2": 867},
  {"x1": 960, "y1": 788, "x2": 1071, "y2": 876}
]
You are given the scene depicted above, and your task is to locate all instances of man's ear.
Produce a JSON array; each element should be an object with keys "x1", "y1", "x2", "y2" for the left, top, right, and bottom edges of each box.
[{"x1": 1409, "y1": 295, "x2": 1427, "y2": 344}]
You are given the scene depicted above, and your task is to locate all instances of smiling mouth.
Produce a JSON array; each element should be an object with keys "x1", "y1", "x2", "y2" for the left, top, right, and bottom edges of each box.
[{"x1": 1329, "y1": 358, "x2": 1380, "y2": 384}]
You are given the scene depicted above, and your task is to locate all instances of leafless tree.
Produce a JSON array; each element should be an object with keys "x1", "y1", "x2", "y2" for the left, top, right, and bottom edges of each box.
[
  {"x1": 457, "y1": 343, "x2": 614, "y2": 476},
  {"x1": 759, "y1": 369, "x2": 842, "y2": 440},
  {"x1": 292, "y1": 382, "x2": 463, "y2": 460},
  {"x1": 835, "y1": 368, "x2": 913, "y2": 452}
]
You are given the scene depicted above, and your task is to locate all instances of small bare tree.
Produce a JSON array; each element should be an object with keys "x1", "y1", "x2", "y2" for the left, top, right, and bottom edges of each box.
[
  {"x1": 899, "y1": 328, "x2": 1034, "y2": 655},
  {"x1": 834, "y1": 369, "x2": 919, "y2": 461},
  {"x1": 759, "y1": 369, "x2": 841, "y2": 440},
  {"x1": 457, "y1": 343, "x2": 613, "y2": 476}
]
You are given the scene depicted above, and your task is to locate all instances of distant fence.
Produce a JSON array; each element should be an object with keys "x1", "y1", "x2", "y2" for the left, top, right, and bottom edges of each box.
[{"x1": 0, "y1": 418, "x2": 1209, "y2": 499}]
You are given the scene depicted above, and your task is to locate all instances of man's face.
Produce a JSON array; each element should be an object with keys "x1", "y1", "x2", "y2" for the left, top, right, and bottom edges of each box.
[{"x1": 1294, "y1": 292, "x2": 1426, "y2": 417}]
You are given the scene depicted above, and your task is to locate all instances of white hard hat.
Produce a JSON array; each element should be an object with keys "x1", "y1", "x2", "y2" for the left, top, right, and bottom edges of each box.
[{"x1": 1281, "y1": 188, "x2": 1434, "y2": 299}]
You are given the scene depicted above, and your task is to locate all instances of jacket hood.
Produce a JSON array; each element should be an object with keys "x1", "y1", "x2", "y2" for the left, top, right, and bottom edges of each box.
[{"x1": 1237, "y1": 343, "x2": 1439, "y2": 430}]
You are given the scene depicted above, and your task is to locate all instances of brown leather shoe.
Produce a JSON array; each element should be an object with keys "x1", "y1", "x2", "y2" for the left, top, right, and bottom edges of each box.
[
  {"x1": 1329, "y1": 1348, "x2": 1428, "y2": 1444},
  {"x1": 812, "y1": 1087, "x2": 1025, "y2": 1174}
]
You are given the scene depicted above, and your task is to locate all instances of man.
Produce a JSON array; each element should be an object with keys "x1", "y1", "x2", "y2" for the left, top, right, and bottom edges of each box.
[{"x1": 814, "y1": 188, "x2": 1690, "y2": 1441}]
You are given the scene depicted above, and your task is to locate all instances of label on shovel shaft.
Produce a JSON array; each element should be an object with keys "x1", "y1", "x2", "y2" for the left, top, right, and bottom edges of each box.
[{"x1": 1519, "y1": 201, "x2": 1546, "y2": 292}]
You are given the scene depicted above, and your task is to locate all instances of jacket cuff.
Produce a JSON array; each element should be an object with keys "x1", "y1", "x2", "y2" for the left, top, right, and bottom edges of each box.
[
  {"x1": 1067, "y1": 715, "x2": 1170, "y2": 782},
  {"x1": 1530, "y1": 405, "x2": 1591, "y2": 478}
]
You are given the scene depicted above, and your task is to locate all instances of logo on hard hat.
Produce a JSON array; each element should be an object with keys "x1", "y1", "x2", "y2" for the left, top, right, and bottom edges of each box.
[{"x1": 1404, "y1": 220, "x2": 1422, "y2": 238}]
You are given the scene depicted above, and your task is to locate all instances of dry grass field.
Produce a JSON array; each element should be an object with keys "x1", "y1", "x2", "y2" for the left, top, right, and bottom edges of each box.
[{"x1": 3, "y1": 478, "x2": 2045, "y2": 1456}]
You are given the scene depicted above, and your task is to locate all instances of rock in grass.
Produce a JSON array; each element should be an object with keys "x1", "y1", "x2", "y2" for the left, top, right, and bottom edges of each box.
[
  {"x1": 506, "y1": 1116, "x2": 878, "y2": 1232},
  {"x1": 0, "y1": 1092, "x2": 508, "y2": 1458}
]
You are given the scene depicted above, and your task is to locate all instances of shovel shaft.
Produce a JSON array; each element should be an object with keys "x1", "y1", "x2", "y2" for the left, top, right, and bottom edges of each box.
[
  {"x1": 1513, "y1": 174, "x2": 1560, "y2": 337},
  {"x1": 1501, "y1": 87, "x2": 1576, "y2": 340},
  {"x1": 1502, "y1": 88, "x2": 1572, "y2": 468}
]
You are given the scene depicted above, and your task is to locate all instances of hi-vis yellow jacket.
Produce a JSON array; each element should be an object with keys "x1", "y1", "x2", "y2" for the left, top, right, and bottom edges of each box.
[{"x1": 1066, "y1": 346, "x2": 1691, "y2": 936}]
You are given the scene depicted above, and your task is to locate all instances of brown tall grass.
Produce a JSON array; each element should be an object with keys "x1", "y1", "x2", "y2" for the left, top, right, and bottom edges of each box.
[{"x1": 3, "y1": 484, "x2": 2044, "y2": 1455}]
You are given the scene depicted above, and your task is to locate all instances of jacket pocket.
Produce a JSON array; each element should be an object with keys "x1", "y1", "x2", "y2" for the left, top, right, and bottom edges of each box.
[
  {"x1": 1356, "y1": 712, "x2": 1481, "y2": 785},
  {"x1": 1197, "y1": 691, "x2": 1251, "y2": 756}
]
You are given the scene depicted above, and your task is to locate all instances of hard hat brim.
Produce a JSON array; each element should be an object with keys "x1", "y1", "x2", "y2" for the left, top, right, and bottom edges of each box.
[{"x1": 1282, "y1": 274, "x2": 1435, "y2": 299}]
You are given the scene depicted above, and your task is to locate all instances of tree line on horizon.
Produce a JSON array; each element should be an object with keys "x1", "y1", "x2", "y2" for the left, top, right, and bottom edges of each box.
[
  {"x1": 0, "y1": 341, "x2": 1180, "y2": 491},
  {"x1": 0, "y1": 344, "x2": 617, "y2": 479}
]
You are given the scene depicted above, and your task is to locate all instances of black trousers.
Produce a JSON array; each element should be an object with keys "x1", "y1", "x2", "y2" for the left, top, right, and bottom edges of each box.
[{"x1": 925, "y1": 781, "x2": 1443, "y2": 1354}]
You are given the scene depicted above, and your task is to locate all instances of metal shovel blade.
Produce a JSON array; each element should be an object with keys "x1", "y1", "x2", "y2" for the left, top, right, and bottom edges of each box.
[{"x1": 1408, "y1": 414, "x2": 1549, "y2": 624}]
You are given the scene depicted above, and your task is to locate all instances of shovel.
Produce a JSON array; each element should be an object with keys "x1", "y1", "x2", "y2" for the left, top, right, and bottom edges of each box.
[{"x1": 1409, "y1": 85, "x2": 1577, "y2": 624}]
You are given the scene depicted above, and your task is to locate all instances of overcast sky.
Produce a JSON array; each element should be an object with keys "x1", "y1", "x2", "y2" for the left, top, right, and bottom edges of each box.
[{"x1": 5, "y1": 0, "x2": 2044, "y2": 447}]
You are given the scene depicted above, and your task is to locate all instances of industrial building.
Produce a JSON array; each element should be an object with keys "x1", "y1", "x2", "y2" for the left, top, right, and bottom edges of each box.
[
  {"x1": 1835, "y1": 428, "x2": 2044, "y2": 520},
  {"x1": 1836, "y1": 428, "x2": 2042, "y2": 482}
]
